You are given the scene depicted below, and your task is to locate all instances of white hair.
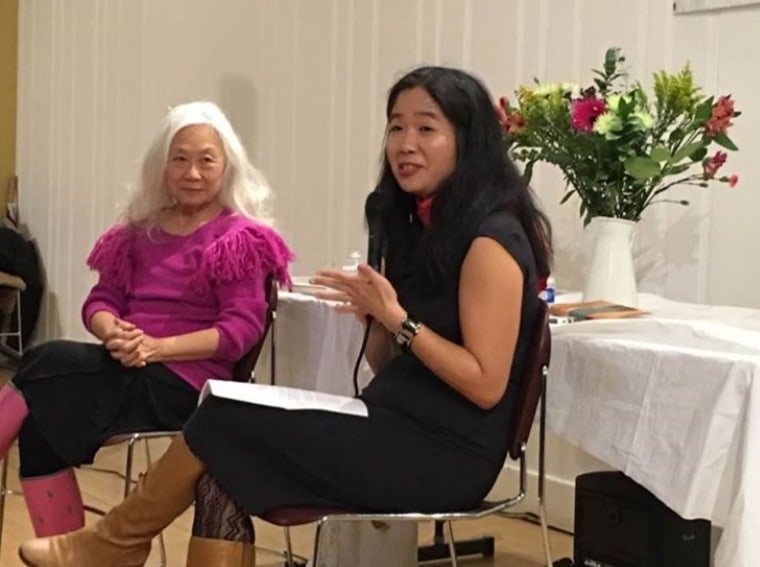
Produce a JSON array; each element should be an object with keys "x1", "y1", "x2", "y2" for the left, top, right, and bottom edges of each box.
[{"x1": 122, "y1": 101, "x2": 274, "y2": 226}]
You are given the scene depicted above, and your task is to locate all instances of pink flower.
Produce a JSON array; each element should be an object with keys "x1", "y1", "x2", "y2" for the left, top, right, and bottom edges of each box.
[
  {"x1": 705, "y1": 95, "x2": 735, "y2": 136},
  {"x1": 571, "y1": 98, "x2": 606, "y2": 132},
  {"x1": 703, "y1": 150, "x2": 727, "y2": 179},
  {"x1": 728, "y1": 174, "x2": 738, "y2": 187}
]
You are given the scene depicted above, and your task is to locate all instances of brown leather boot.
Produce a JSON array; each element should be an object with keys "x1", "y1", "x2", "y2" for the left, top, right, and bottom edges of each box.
[
  {"x1": 186, "y1": 537, "x2": 256, "y2": 567},
  {"x1": 18, "y1": 436, "x2": 204, "y2": 567}
]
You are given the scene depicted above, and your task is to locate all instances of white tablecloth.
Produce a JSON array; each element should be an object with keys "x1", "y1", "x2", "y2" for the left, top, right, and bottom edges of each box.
[
  {"x1": 256, "y1": 291, "x2": 374, "y2": 395},
  {"x1": 547, "y1": 293, "x2": 760, "y2": 567}
]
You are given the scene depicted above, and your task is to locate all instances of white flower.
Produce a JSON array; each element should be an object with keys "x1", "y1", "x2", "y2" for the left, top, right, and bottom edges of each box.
[{"x1": 593, "y1": 112, "x2": 623, "y2": 138}]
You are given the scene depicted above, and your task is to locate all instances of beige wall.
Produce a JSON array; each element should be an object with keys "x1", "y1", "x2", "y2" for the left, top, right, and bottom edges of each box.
[
  {"x1": 0, "y1": 0, "x2": 18, "y2": 214},
  {"x1": 16, "y1": 0, "x2": 760, "y2": 341}
]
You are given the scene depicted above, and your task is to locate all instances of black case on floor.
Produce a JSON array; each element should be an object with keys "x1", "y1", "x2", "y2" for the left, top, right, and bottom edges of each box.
[{"x1": 574, "y1": 471, "x2": 710, "y2": 567}]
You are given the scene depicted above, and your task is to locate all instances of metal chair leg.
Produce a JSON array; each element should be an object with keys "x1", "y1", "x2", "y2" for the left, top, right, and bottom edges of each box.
[
  {"x1": 124, "y1": 438, "x2": 136, "y2": 499},
  {"x1": 270, "y1": 314, "x2": 277, "y2": 385},
  {"x1": 283, "y1": 525, "x2": 296, "y2": 567},
  {"x1": 15, "y1": 290, "x2": 23, "y2": 356},
  {"x1": 311, "y1": 520, "x2": 326, "y2": 567},
  {"x1": 538, "y1": 368, "x2": 553, "y2": 567},
  {"x1": 444, "y1": 521, "x2": 458, "y2": 567},
  {"x1": 0, "y1": 455, "x2": 9, "y2": 552}
]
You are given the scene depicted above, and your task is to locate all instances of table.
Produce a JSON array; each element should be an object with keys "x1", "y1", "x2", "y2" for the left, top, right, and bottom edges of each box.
[{"x1": 547, "y1": 293, "x2": 760, "y2": 567}]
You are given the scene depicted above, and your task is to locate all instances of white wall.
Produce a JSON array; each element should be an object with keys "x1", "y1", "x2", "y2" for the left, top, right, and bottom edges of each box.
[
  {"x1": 16, "y1": 0, "x2": 760, "y2": 531},
  {"x1": 17, "y1": 0, "x2": 760, "y2": 340}
]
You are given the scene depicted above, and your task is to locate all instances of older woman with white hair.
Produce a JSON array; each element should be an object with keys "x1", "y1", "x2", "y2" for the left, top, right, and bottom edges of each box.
[{"x1": 0, "y1": 101, "x2": 293, "y2": 550}]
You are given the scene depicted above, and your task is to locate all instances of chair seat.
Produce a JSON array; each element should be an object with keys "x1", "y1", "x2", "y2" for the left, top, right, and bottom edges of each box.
[{"x1": 261, "y1": 506, "x2": 354, "y2": 526}]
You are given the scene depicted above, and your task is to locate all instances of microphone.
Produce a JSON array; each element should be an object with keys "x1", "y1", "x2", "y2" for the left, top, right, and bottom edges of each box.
[{"x1": 364, "y1": 192, "x2": 394, "y2": 272}]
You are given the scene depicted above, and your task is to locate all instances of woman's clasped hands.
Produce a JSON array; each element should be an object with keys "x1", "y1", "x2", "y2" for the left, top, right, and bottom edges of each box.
[{"x1": 102, "y1": 318, "x2": 161, "y2": 368}]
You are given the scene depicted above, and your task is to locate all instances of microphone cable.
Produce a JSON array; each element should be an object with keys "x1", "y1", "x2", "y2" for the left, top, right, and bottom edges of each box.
[{"x1": 352, "y1": 315, "x2": 373, "y2": 397}]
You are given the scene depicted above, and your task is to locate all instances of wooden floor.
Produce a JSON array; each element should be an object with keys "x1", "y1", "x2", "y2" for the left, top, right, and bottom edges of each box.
[{"x1": 0, "y1": 364, "x2": 573, "y2": 566}]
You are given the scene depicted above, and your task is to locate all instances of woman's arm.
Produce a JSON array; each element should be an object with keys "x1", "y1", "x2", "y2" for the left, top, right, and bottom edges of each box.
[
  {"x1": 89, "y1": 310, "x2": 123, "y2": 342},
  {"x1": 401, "y1": 237, "x2": 523, "y2": 409},
  {"x1": 121, "y1": 277, "x2": 266, "y2": 367},
  {"x1": 314, "y1": 236, "x2": 524, "y2": 410},
  {"x1": 137, "y1": 328, "x2": 221, "y2": 364}
]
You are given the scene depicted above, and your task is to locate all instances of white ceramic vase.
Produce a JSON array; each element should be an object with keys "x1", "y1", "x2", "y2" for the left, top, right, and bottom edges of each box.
[{"x1": 582, "y1": 216, "x2": 638, "y2": 307}]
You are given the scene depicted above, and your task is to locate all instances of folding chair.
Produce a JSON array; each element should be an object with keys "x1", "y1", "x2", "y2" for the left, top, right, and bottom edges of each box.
[
  {"x1": 0, "y1": 271, "x2": 26, "y2": 360},
  {"x1": 260, "y1": 300, "x2": 553, "y2": 567},
  {"x1": 0, "y1": 275, "x2": 279, "y2": 564}
]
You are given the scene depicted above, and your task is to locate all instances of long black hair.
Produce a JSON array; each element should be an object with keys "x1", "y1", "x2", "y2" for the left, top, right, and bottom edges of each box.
[{"x1": 372, "y1": 66, "x2": 551, "y2": 289}]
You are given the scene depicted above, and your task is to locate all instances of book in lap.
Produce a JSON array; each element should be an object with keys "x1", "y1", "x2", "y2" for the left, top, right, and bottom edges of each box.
[
  {"x1": 199, "y1": 380, "x2": 369, "y2": 418},
  {"x1": 550, "y1": 300, "x2": 649, "y2": 321}
]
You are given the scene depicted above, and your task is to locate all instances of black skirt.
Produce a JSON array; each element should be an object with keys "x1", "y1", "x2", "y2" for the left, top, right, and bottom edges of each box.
[
  {"x1": 183, "y1": 392, "x2": 515, "y2": 516},
  {"x1": 12, "y1": 340, "x2": 198, "y2": 467}
]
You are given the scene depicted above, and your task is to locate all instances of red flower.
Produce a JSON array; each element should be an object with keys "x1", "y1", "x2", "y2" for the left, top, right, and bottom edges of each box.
[
  {"x1": 728, "y1": 174, "x2": 739, "y2": 187},
  {"x1": 571, "y1": 98, "x2": 606, "y2": 132},
  {"x1": 705, "y1": 95, "x2": 735, "y2": 136},
  {"x1": 495, "y1": 97, "x2": 527, "y2": 136},
  {"x1": 702, "y1": 150, "x2": 727, "y2": 179}
]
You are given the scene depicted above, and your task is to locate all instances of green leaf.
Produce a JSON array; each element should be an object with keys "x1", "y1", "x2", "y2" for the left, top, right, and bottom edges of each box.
[
  {"x1": 559, "y1": 189, "x2": 575, "y2": 204},
  {"x1": 690, "y1": 147, "x2": 708, "y2": 162},
  {"x1": 671, "y1": 141, "x2": 704, "y2": 164},
  {"x1": 669, "y1": 127, "x2": 685, "y2": 145},
  {"x1": 694, "y1": 98, "x2": 713, "y2": 123},
  {"x1": 624, "y1": 156, "x2": 661, "y2": 180},
  {"x1": 665, "y1": 163, "x2": 692, "y2": 176},
  {"x1": 713, "y1": 133, "x2": 738, "y2": 151},
  {"x1": 522, "y1": 161, "x2": 535, "y2": 184},
  {"x1": 649, "y1": 146, "x2": 671, "y2": 162}
]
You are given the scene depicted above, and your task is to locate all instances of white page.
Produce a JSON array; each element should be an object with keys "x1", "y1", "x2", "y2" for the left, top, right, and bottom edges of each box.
[{"x1": 199, "y1": 380, "x2": 368, "y2": 418}]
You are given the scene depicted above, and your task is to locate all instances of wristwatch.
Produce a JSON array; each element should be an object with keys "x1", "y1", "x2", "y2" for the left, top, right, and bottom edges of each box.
[{"x1": 394, "y1": 313, "x2": 422, "y2": 351}]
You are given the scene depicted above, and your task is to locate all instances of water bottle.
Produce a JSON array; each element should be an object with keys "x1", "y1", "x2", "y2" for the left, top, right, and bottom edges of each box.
[
  {"x1": 341, "y1": 251, "x2": 362, "y2": 273},
  {"x1": 543, "y1": 276, "x2": 556, "y2": 304}
]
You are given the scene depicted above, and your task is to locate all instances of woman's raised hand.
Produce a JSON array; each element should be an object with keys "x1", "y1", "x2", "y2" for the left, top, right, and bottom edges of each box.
[{"x1": 311, "y1": 263, "x2": 405, "y2": 331}]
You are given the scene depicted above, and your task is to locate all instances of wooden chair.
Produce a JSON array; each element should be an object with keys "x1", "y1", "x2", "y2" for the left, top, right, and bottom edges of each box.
[{"x1": 260, "y1": 301, "x2": 553, "y2": 567}]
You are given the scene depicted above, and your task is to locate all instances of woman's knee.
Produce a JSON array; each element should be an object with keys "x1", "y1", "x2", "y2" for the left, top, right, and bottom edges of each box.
[
  {"x1": 15, "y1": 340, "x2": 109, "y2": 387},
  {"x1": 17, "y1": 418, "x2": 69, "y2": 478}
]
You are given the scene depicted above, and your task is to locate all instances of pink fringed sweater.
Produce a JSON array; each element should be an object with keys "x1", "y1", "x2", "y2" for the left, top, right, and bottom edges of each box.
[{"x1": 81, "y1": 209, "x2": 294, "y2": 391}]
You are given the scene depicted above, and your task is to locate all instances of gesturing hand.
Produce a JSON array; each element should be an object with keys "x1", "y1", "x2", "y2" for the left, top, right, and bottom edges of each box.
[{"x1": 311, "y1": 263, "x2": 406, "y2": 332}]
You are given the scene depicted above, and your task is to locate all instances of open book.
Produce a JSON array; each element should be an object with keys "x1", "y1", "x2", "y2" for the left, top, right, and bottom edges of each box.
[
  {"x1": 550, "y1": 300, "x2": 649, "y2": 321},
  {"x1": 199, "y1": 380, "x2": 369, "y2": 418}
]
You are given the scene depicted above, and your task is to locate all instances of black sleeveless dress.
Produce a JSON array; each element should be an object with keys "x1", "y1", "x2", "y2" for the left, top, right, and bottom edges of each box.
[{"x1": 183, "y1": 209, "x2": 539, "y2": 514}]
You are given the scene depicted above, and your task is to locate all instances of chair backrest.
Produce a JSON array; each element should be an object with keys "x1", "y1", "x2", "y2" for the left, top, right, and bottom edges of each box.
[
  {"x1": 232, "y1": 274, "x2": 279, "y2": 382},
  {"x1": 508, "y1": 300, "x2": 551, "y2": 460}
]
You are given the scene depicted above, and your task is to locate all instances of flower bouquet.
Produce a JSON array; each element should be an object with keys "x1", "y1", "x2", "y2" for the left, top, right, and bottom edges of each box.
[{"x1": 496, "y1": 48, "x2": 740, "y2": 225}]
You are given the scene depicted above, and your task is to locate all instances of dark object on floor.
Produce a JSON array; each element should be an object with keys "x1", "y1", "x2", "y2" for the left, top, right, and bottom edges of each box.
[
  {"x1": 417, "y1": 520, "x2": 494, "y2": 562},
  {"x1": 553, "y1": 558, "x2": 574, "y2": 567},
  {"x1": 574, "y1": 471, "x2": 710, "y2": 567}
]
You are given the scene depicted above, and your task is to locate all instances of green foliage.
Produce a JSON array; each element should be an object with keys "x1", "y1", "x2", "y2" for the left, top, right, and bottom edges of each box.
[{"x1": 497, "y1": 48, "x2": 740, "y2": 223}]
